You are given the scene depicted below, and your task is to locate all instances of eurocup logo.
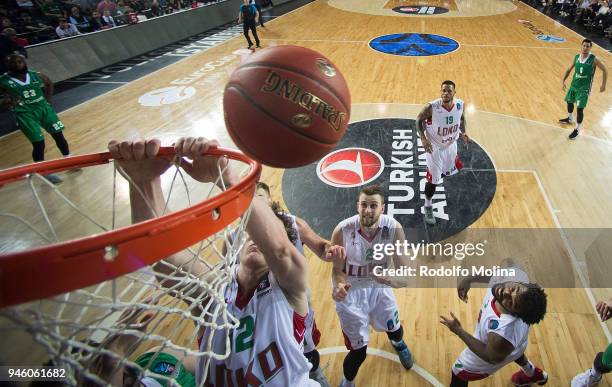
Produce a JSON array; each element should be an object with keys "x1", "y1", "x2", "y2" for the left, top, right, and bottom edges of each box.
[{"x1": 138, "y1": 86, "x2": 197, "y2": 107}]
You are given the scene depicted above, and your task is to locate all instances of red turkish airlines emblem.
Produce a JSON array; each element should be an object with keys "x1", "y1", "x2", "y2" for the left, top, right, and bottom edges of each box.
[{"x1": 316, "y1": 148, "x2": 385, "y2": 188}]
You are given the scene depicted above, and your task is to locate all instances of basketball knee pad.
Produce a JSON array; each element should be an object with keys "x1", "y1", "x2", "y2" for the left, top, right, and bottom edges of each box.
[
  {"x1": 343, "y1": 346, "x2": 367, "y2": 381},
  {"x1": 386, "y1": 325, "x2": 403, "y2": 343},
  {"x1": 577, "y1": 108, "x2": 584, "y2": 123},
  {"x1": 425, "y1": 182, "x2": 436, "y2": 198},
  {"x1": 304, "y1": 349, "x2": 320, "y2": 371}
]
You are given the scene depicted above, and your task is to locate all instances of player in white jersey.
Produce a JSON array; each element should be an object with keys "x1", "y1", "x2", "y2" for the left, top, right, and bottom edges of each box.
[
  {"x1": 109, "y1": 136, "x2": 319, "y2": 387},
  {"x1": 331, "y1": 185, "x2": 414, "y2": 387},
  {"x1": 416, "y1": 80, "x2": 470, "y2": 226},
  {"x1": 255, "y1": 181, "x2": 346, "y2": 387},
  {"x1": 440, "y1": 259, "x2": 548, "y2": 387}
]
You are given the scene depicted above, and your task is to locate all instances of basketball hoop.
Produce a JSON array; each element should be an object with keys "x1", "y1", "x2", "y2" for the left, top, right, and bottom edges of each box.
[{"x1": 0, "y1": 145, "x2": 261, "y2": 386}]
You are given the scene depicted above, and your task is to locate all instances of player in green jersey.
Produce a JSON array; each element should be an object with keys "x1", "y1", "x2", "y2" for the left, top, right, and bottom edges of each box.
[
  {"x1": 559, "y1": 39, "x2": 608, "y2": 139},
  {"x1": 0, "y1": 54, "x2": 72, "y2": 184},
  {"x1": 571, "y1": 298, "x2": 612, "y2": 386}
]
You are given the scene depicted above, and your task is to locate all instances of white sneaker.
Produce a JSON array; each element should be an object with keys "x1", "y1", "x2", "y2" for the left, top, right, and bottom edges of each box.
[
  {"x1": 571, "y1": 369, "x2": 602, "y2": 387},
  {"x1": 310, "y1": 367, "x2": 330, "y2": 387},
  {"x1": 339, "y1": 376, "x2": 355, "y2": 387}
]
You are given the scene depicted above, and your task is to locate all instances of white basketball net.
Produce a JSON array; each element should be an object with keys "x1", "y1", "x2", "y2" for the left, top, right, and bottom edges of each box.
[{"x1": 0, "y1": 155, "x2": 254, "y2": 386}]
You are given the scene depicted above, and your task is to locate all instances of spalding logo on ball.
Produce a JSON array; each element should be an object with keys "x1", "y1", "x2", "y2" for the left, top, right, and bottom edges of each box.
[{"x1": 223, "y1": 45, "x2": 351, "y2": 168}]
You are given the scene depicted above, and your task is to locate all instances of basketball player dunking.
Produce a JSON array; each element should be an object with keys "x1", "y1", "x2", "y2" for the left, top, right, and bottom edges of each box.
[
  {"x1": 331, "y1": 185, "x2": 413, "y2": 387},
  {"x1": 256, "y1": 181, "x2": 346, "y2": 387},
  {"x1": 110, "y1": 137, "x2": 320, "y2": 386},
  {"x1": 440, "y1": 258, "x2": 548, "y2": 387},
  {"x1": 416, "y1": 80, "x2": 469, "y2": 226}
]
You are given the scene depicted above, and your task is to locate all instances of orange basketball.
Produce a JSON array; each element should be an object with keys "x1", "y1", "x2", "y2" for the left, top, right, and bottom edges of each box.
[{"x1": 223, "y1": 45, "x2": 351, "y2": 168}]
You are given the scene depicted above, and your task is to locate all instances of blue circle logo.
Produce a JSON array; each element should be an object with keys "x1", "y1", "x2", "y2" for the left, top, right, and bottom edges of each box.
[
  {"x1": 369, "y1": 33, "x2": 459, "y2": 57},
  {"x1": 536, "y1": 35, "x2": 565, "y2": 43}
]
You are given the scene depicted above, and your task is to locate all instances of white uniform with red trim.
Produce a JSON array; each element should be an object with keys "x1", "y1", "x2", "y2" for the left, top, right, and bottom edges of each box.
[
  {"x1": 335, "y1": 214, "x2": 401, "y2": 350},
  {"x1": 197, "y1": 266, "x2": 317, "y2": 386},
  {"x1": 286, "y1": 214, "x2": 321, "y2": 354},
  {"x1": 425, "y1": 97, "x2": 465, "y2": 185},
  {"x1": 452, "y1": 268, "x2": 530, "y2": 378}
]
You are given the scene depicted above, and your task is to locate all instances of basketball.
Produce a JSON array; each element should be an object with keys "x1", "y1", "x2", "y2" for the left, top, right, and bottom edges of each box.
[{"x1": 223, "y1": 45, "x2": 351, "y2": 168}]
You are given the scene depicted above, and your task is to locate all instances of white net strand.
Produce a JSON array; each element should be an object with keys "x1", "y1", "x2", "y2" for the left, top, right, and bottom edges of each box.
[{"x1": 0, "y1": 151, "x2": 255, "y2": 386}]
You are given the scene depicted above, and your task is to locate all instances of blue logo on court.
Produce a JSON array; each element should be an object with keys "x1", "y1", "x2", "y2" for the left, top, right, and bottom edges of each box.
[
  {"x1": 536, "y1": 35, "x2": 565, "y2": 43},
  {"x1": 369, "y1": 33, "x2": 459, "y2": 57}
]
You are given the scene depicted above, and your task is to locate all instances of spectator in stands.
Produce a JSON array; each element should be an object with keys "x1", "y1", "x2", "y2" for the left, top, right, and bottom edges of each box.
[
  {"x1": 150, "y1": 0, "x2": 161, "y2": 16},
  {"x1": 89, "y1": 10, "x2": 105, "y2": 30},
  {"x1": 124, "y1": 0, "x2": 137, "y2": 12},
  {"x1": 55, "y1": 17, "x2": 80, "y2": 38},
  {"x1": 40, "y1": 0, "x2": 64, "y2": 22},
  {"x1": 115, "y1": 0, "x2": 131, "y2": 15},
  {"x1": 1, "y1": 28, "x2": 29, "y2": 47},
  {"x1": 1, "y1": 18, "x2": 14, "y2": 31},
  {"x1": 97, "y1": 0, "x2": 117, "y2": 15},
  {"x1": 68, "y1": 6, "x2": 91, "y2": 32},
  {"x1": 101, "y1": 9, "x2": 117, "y2": 27},
  {"x1": 590, "y1": 0, "x2": 610, "y2": 27},
  {"x1": 583, "y1": 0, "x2": 602, "y2": 21},
  {"x1": 15, "y1": 12, "x2": 55, "y2": 43},
  {"x1": 560, "y1": 0, "x2": 579, "y2": 17}
]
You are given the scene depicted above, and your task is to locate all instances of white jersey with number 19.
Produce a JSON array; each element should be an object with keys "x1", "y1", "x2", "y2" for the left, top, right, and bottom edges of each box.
[{"x1": 426, "y1": 97, "x2": 464, "y2": 149}]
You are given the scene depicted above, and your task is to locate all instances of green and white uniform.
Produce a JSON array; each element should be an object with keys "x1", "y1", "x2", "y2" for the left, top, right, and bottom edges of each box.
[
  {"x1": 0, "y1": 71, "x2": 64, "y2": 142},
  {"x1": 565, "y1": 53, "x2": 596, "y2": 109}
]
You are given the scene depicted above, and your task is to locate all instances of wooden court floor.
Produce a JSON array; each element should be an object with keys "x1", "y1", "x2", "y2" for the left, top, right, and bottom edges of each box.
[{"x1": 0, "y1": 0, "x2": 611, "y2": 385}]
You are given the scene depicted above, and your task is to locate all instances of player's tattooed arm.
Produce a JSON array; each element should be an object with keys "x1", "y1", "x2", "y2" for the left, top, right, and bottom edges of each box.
[
  {"x1": 247, "y1": 196, "x2": 309, "y2": 315},
  {"x1": 296, "y1": 217, "x2": 346, "y2": 262},
  {"x1": 40, "y1": 72, "x2": 54, "y2": 102},
  {"x1": 440, "y1": 313, "x2": 514, "y2": 364},
  {"x1": 594, "y1": 57, "x2": 607, "y2": 92},
  {"x1": 416, "y1": 103, "x2": 433, "y2": 153}
]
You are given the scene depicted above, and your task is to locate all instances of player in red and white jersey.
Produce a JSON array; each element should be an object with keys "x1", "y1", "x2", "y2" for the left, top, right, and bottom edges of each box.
[
  {"x1": 110, "y1": 137, "x2": 321, "y2": 387},
  {"x1": 416, "y1": 80, "x2": 470, "y2": 226},
  {"x1": 440, "y1": 259, "x2": 548, "y2": 387},
  {"x1": 255, "y1": 182, "x2": 346, "y2": 387},
  {"x1": 331, "y1": 185, "x2": 414, "y2": 387}
]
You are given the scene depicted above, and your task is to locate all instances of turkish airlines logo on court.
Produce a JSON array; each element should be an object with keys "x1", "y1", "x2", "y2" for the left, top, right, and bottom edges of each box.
[
  {"x1": 138, "y1": 86, "x2": 196, "y2": 107},
  {"x1": 316, "y1": 148, "x2": 385, "y2": 188}
]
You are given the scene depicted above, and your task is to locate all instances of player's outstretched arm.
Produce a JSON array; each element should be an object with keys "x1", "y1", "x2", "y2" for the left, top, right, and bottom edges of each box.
[
  {"x1": 594, "y1": 57, "x2": 608, "y2": 92},
  {"x1": 296, "y1": 216, "x2": 346, "y2": 262},
  {"x1": 246, "y1": 196, "x2": 309, "y2": 315},
  {"x1": 109, "y1": 138, "x2": 215, "y2": 306},
  {"x1": 440, "y1": 312, "x2": 514, "y2": 364},
  {"x1": 416, "y1": 103, "x2": 433, "y2": 153}
]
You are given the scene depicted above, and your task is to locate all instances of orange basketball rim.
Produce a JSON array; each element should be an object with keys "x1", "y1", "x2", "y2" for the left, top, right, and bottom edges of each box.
[{"x1": 0, "y1": 146, "x2": 261, "y2": 309}]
